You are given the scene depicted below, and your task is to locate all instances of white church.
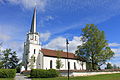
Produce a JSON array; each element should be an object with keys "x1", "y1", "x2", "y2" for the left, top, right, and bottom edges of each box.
[{"x1": 22, "y1": 8, "x2": 86, "y2": 71}]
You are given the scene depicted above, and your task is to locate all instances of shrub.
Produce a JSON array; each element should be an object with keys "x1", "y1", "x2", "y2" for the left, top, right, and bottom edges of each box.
[
  {"x1": 30, "y1": 69, "x2": 59, "y2": 78},
  {"x1": 0, "y1": 69, "x2": 16, "y2": 78},
  {"x1": 48, "y1": 69, "x2": 59, "y2": 77}
]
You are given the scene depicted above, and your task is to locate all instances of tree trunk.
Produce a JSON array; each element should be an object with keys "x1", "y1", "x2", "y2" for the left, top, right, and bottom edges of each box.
[{"x1": 91, "y1": 55, "x2": 94, "y2": 70}]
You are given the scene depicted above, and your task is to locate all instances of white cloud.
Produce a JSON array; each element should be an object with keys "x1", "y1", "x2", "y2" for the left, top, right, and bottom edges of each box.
[
  {"x1": 4, "y1": 0, "x2": 46, "y2": 11},
  {"x1": 0, "y1": 34, "x2": 11, "y2": 41},
  {"x1": 43, "y1": 36, "x2": 82, "y2": 53},
  {"x1": 43, "y1": 37, "x2": 66, "y2": 50},
  {"x1": 68, "y1": 36, "x2": 82, "y2": 53},
  {"x1": 111, "y1": 48, "x2": 120, "y2": 53},
  {"x1": 45, "y1": 16, "x2": 54, "y2": 21},
  {"x1": 114, "y1": 53, "x2": 120, "y2": 57},
  {"x1": 109, "y1": 43, "x2": 120, "y2": 47},
  {"x1": 40, "y1": 32, "x2": 51, "y2": 42},
  {"x1": 2, "y1": 41, "x2": 24, "y2": 58}
]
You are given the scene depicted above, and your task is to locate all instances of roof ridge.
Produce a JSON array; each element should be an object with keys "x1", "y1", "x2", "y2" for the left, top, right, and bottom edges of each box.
[{"x1": 41, "y1": 48, "x2": 74, "y2": 54}]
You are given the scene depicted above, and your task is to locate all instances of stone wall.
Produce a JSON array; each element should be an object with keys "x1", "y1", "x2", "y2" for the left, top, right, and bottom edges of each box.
[{"x1": 61, "y1": 71, "x2": 120, "y2": 76}]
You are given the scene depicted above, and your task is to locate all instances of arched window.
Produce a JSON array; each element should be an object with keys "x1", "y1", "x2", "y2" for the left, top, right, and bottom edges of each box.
[
  {"x1": 68, "y1": 62, "x2": 70, "y2": 69},
  {"x1": 35, "y1": 36, "x2": 37, "y2": 40},
  {"x1": 74, "y1": 62, "x2": 76, "y2": 70},
  {"x1": 34, "y1": 49, "x2": 36, "y2": 54},
  {"x1": 50, "y1": 60, "x2": 52, "y2": 69},
  {"x1": 82, "y1": 62, "x2": 83, "y2": 70},
  {"x1": 34, "y1": 57, "x2": 35, "y2": 62}
]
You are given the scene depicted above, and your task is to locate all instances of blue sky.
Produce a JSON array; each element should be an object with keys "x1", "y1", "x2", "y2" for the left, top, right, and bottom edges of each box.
[{"x1": 0, "y1": 0, "x2": 120, "y2": 67}]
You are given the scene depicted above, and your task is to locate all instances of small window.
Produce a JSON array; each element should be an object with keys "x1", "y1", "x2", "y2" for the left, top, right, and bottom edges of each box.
[
  {"x1": 82, "y1": 62, "x2": 83, "y2": 70},
  {"x1": 35, "y1": 36, "x2": 37, "y2": 40},
  {"x1": 34, "y1": 57, "x2": 35, "y2": 62},
  {"x1": 68, "y1": 62, "x2": 70, "y2": 69},
  {"x1": 34, "y1": 49, "x2": 36, "y2": 54},
  {"x1": 74, "y1": 62, "x2": 76, "y2": 70},
  {"x1": 50, "y1": 60, "x2": 52, "y2": 69}
]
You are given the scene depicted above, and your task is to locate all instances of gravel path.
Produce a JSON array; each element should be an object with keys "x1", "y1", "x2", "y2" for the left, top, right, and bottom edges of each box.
[{"x1": 15, "y1": 73, "x2": 31, "y2": 80}]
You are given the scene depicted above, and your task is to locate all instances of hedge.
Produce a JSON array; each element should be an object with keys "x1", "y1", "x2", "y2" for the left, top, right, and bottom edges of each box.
[
  {"x1": 0, "y1": 69, "x2": 16, "y2": 78},
  {"x1": 30, "y1": 69, "x2": 59, "y2": 78}
]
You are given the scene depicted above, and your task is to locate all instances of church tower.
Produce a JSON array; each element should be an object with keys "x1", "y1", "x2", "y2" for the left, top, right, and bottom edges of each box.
[{"x1": 22, "y1": 8, "x2": 43, "y2": 70}]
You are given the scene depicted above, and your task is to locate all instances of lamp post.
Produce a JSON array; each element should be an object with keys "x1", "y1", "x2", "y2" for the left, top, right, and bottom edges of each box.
[{"x1": 66, "y1": 39, "x2": 69, "y2": 80}]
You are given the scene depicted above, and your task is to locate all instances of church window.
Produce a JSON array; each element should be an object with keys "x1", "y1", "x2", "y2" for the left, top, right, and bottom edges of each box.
[
  {"x1": 50, "y1": 60, "x2": 52, "y2": 69},
  {"x1": 35, "y1": 36, "x2": 37, "y2": 40},
  {"x1": 34, "y1": 57, "x2": 35, "y2": 62},
  {"x1": 82, "y1": 62, "x2": 83, "y2": 70},
  {"x1": 74, "y1": 62, "x2": 76, "y2": 70},
  {"x1": 68, "y1": 62, "x2": 70, "y2": 69},
  {"x1": 34, "y1": 49, "x2": 36, "y2": 54}
]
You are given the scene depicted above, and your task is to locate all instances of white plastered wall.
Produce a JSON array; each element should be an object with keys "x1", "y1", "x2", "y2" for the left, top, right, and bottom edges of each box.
[{"x1": 43, "y1": 56, "x2": 86, "y2": 70}]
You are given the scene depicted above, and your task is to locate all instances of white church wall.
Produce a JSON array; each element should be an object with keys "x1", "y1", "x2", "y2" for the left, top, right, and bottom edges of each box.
[
  {"x1": 83, "y1": 62, "x2": 86, "y2": 70},
  {"x1": 27, "y1": 43, "x2": 41, "y2": 69},
  {"x1": 43, "y1": 56, "x2": 86, "y2": 70}
]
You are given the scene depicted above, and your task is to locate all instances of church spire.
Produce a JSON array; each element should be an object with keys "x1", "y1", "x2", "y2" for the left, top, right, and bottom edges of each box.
[{"x1": 30, "y1": 7, "x2": 36, "y2": 33}]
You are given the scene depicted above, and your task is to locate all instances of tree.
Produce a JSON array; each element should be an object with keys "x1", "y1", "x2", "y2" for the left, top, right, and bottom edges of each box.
[
  {"x1": 16, "y1": 62, "x2": 22, "y2": 73},
  {"x1": 2, "y1": 49, "x2": 19, "y2": 69},
  {"x1": 75, "y1": 24, "x2": 114, "y2": 70},
  {"x1": 105, "y1": 63, "x2": 113, "y2": 69},
  {"x1": 56, "y1": 59, "x2": 63, "y2": 70},
  {"x1": 9, "y1": 51, "x2": 19, "y2": 69},
  {"x1": 56, "y1": 51, "x2": 63, "y2": 70},
  {"x1": 0, "y1": 43, "x2": 3, "y2": 68},
  {"x1": 2, "y1": 49, "x2": 11, "y2": 69},
  {"x1": 112, "y1": 64, "x2": 120, "y2": 69},
  {"x1": 0, "y1": 61, "x2": 3, "y2": 68},
  {"x1": 28, "y1": 55, "x2": 35, "y2": 69},
  {"x1": 113, "y1": 64, "x2": 117, "y2": 69}
]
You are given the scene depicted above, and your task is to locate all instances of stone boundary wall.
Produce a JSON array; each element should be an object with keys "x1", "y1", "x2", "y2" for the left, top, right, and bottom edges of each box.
[{"x1": 61, "y1": 71, "x2": 120, "y2": 76}]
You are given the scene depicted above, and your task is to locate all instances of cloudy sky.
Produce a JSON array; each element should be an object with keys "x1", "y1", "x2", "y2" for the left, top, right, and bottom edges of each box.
[{"x1": 0, "y1": 0, "x2": 120, "y2": 67}]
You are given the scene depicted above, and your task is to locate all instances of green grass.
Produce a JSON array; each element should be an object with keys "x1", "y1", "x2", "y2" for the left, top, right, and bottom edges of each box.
[
  {"x1": 32, "y1": 73, "x2": 120, "y2": 80},
  {"x1": 0, "y1": 78, "x2": 13, "y2": 80}
]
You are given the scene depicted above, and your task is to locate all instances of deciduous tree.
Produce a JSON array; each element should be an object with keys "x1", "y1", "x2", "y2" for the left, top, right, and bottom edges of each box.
[
  {"x1": 75, "y1": 24, "x2": 114, "y2": 70},
  {"x1": 105, "y1": 63, "x2": 113, "y2": 69},
  {"x1": 56, "y1": 51, "x2": 63, "y2": 70}
]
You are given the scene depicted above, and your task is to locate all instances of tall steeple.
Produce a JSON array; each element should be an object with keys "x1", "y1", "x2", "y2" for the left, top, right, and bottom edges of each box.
[{"x1": 30, "y1": 8, "x2": 36, "y2": 33}]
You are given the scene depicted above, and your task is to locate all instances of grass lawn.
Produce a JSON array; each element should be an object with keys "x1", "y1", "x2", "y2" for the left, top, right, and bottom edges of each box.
[
  {"x1": 32, "y1": 73, "x2": 120, "y2": 80},
  {"x1": 0, "y1": 78, "x2": 13, "y2": 80}
]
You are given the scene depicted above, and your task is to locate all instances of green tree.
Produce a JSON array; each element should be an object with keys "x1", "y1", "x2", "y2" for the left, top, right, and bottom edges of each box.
[
  {"x1": 0, "y1": 61, "x2": 3, "y2": 68},
  {"x1": 2, "y1": 49, "x2": 19, "y2": 69},
  {"x1": 56, "y1": 59, "x2": 63, "y2": 70},
  {"x1": 2, "y1": 49, "x2": 11, "y2": 69},
  {"x1": 113, "y1": 64, "x2": 119, "y2": 69},
  {"x1": 105, "y1": 63, "x2": 113, "y2": 69},
  {"x1": 28, "y1": 55, "x2": 35, "y2": 69},
  {"x1": 16, "y1": 62, "x2": 22, "y2": 73},
  {"x1": 9, "y1": 51, "x2": 19, "y2": 69},
  {"x1": 75, "y1": 24, "x2": 114, "y2": 70},
  {"x1": 0, "y1": 43, "x2": 3, "y2": 68},
  {"x1": 56, "y1": 51, "x2": 63, "y2": 70}
]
